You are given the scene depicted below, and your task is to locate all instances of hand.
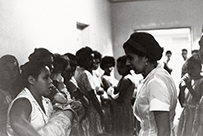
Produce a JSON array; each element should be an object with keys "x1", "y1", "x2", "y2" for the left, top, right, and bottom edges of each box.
[
  {"x1": 70, "y1": 101, "x2": 82, "y2": 111},
  {"x1": 54, "y1": 92, "x2": 67, "y2": 104},
  {"x1": 180, "y1": 73, "x2": 192, "y2": 89},
  {"x1": 182, "y1": 75, "x2": 192, "y2": 89}
]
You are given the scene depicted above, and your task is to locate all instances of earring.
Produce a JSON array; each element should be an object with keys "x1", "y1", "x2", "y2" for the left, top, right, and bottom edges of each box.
[{"x1": 145, "y1": 62, "x2": 148, "y2": 66}]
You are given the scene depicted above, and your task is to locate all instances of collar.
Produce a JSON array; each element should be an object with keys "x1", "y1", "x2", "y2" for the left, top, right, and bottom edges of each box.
[{"x1": 141, "y1": 63, "x2": 162, "y2": 84}]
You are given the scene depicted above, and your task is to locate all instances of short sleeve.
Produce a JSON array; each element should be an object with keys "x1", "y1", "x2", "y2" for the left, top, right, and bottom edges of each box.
[{"x1": 148, "y1": 78, "x2": 170, "y2": 111}]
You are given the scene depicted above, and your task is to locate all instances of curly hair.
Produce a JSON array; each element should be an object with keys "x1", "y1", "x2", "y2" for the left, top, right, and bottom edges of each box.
[
  {"x1": 100, "y1": 56, "x2": 115, "y2": 70},
  {"x1": 20, "y1": 61, "x2": 48, "y2": 88}
]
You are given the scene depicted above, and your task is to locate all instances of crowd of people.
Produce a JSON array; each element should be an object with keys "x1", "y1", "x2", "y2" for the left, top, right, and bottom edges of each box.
[
  {"x1": 1, "y1": 31, "x2": 203, "y2": 136},
  {"x1": 0, "y1": 46, "x2": 137, "y2": 136}
]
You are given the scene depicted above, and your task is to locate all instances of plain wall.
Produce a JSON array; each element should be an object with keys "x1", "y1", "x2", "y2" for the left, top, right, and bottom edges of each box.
[
  {"x1": 0, "y1": 0, "x2": 113, "y2": 65},
  {"x1": 111, "y1": 0, "x2": 203, "y2": 59}
]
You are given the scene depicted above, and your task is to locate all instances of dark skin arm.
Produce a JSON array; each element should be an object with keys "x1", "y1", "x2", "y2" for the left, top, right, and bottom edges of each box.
[
  {"x1": 115, "y1": 77, "x2": 135, "y2": 103},
  {"x1": 102, "y1": 77, "x2": 111, "y2": 91},
  {"x1": 153, "y1": 111, "x2": 170, "y2": 136},
  {"x1": 178, "y1": 85, "x2": 187, "y2": 107},
  {"x1": 9, "y1": 98, "x2": 41, "y2": 136}
]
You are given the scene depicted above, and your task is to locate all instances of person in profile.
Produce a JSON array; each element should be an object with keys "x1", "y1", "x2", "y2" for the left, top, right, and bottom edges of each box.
[
  {"x1": 123, "y1": 32, "x2": 177, "y2": 136},
  {"x1": 163, "y1": 50, "x2": 173, "y2": 74},
  {"x1": 177, "y1": 54, "x2": 203, "y2": 136},
  {"x1": 181, "y1": 49, "x2": 188, "y2": 77}
]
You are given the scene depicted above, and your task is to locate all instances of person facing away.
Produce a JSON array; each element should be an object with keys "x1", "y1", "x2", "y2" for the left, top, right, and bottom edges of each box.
[
  {"x1": 177, "y1": 54, "x2": 203, "y2": 136},
  {"x1": 163, "y1": 50, "x2": 173, "y2": 74},
  {"x1": 123, "y1": 32, "x2": 177, "y2": 136},
  {"x1": 0, "y1": 55, "x2": 20, "y2": 136},
  {"x1": 111, "y1": 55, "x2": 135, "y2": 136}
]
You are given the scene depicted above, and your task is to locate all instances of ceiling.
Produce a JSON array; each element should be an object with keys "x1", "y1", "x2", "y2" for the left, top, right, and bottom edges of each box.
[{"x1": 108, "y1": 0, "x2": 159, "y2": 3}]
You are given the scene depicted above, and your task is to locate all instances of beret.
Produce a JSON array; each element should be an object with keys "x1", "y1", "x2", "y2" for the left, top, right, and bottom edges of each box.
[{"x1": 124, "y1": 32, "x2": 163, "y2": 62}]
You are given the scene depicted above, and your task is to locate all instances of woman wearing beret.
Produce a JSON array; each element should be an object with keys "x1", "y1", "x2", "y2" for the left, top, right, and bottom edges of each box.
[{"x1": 123, "y1": 32, "x2": 177, "y2": 136}]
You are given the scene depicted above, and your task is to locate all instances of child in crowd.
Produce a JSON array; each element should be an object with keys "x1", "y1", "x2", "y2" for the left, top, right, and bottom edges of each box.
[{"x1": 178, "y1": 54, "x2": 203, "y2": 136}]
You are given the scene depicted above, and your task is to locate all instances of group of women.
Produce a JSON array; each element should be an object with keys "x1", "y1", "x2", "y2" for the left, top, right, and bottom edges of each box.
[
  {"x1": 1, "y1": 31, "x2": 203, "y2": 136},
  {"x1": 0, "y1": 45, "x2": 136, "y2": 136}
]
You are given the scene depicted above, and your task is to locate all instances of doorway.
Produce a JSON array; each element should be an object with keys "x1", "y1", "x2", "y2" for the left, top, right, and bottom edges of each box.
[
  {"x1": 136, "y1": 27, "x2": 192, "y2": 133},
  {"x1": 136, "y1": 27, "x2": 192, "y2": 86}
]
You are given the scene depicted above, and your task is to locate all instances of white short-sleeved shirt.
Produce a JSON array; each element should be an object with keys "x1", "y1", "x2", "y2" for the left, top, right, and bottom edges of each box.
[{"x1": 133, "y1": 64, "x2": 177, "y2": 136}]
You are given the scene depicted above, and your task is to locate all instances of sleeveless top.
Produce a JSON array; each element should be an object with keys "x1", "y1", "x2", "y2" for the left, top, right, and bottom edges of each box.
[{"x1": 7, "y1": 88, "x2": 53, "y2": 136}]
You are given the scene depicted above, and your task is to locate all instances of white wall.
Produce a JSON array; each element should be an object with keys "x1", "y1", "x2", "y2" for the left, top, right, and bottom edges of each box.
[
  {"x1": 111, "y1": 0, "x2": 203, "y2": 59},
  {"x1": 0, "y1": 0, "x2": 113, "y2": 65},
  {"x1": 76, "y1": 0, "x2": 113, "y2": 56}
]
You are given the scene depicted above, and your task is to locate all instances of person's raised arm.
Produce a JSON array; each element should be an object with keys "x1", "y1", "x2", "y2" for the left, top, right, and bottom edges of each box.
[
  {"x1": 185, "y1": 77, "x2": 202, "y2": 103},
  {"x1": 9, "y1": 98, "x2": 41, "y2": 136},
  {"x1": 153, "y1": 111, "x2": 170, "y2": 136}
]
